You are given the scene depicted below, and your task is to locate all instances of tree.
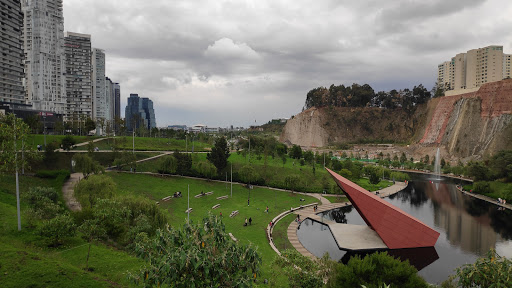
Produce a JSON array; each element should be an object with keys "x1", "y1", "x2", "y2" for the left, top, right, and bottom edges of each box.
[
  {"x1": 158, "y1": 155, "x2": 177, "y2": 174},
  {"x1": 0, "y1": 113, "x2": 42, "y2": 230},
  {"x1": 290, "y1": 145, "x2": 302, "y2": 159},
  {"x1": 455, "y1": 248, "x2": 511, "y2": 288},
  {"x1": 285, "y1": 175, "x2": 301, "y2": 192},
  {"x1": 73, "y1": 154, "x2": 104, "y2": 178},
  {"x1": 466, "y1": 161, "x2": 491, "y2": 181},
  {"x1": 74, "y1": 174, "x2": 116, "y2": 209},
  {"x1": 207, "y1": 136, "x2": 230, "y2": 174},
  {"x1": 281, "y1": 154, "x2": 287, "y2": 167},
  {"x1": 326, "y1": 252, "x2": 429, "y2": 288},
  {"x1": 85, "y1": 118, "x2": 96, "y2": 134},
  {"x1": 130, "y1": 214, "x2": 261, "y2": 287},
  {"x1": 78, "y1": 219, "x2": 107, "y2": 270},
  {"x1": 197, "y1": 161, "x2": 216, "y2": 180},
  {"x1": 61, "y1": 135, "x2": 76, "y2": 151},
  {"x1": 240, "y1": 165, "x2": 258, "y2": 185},
  {"x1": 400, "y1": 152, "x2": 407, "y2": 164},
  {"x1": 303, "y1": 150, "x2": 314, "y2": 164},
  {"x1": 272, "y1": 249, "x2": 333, "y2": 288}
]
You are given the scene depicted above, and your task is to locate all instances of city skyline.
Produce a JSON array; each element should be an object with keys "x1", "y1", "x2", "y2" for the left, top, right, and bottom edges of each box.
[{"x1": 61, "y1": 0, "x2": 512, "y2": 127}]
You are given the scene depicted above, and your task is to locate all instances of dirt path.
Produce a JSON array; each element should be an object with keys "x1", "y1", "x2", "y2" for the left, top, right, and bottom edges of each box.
[{"x1": 62, "y1": 173, "x2": 83, "y2": 212}]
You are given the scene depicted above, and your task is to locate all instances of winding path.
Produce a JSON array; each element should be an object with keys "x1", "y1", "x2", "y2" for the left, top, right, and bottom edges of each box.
[{"x1": 62, "y1": 173, "x2": 83, "y2": 212}]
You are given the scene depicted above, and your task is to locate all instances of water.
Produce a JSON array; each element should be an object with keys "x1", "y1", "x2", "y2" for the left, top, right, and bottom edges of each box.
[
  {"x1": 297, "y1": 174, "x2": 512, "y2": 284},
  {"x1": 434, "y1": 148, "x2": 441, "y2": 180}
]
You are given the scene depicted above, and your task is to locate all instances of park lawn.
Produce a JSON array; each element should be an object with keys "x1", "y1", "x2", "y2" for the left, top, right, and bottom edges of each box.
[
  {"x1": 324, "y1": 195, "x2": 350, "y2": 204},
  {"x1": 272, "y1": 214, "x2": 296, "y2": 252},
  {"x1": 105, "y1": 136, "x2": 211, "y2": 152},
  {"x1": 0, "y1": 175, "x2": 142, "y2": 288},
  {"x1": 464, "y1": 181, "x2": 512, "y2": 202},
  {"x1": 27, "y1": 134, "x2": 97, "y2": 147},
  {"x1": 107, "y1": 172, "x2": 319, "y2": 286}
]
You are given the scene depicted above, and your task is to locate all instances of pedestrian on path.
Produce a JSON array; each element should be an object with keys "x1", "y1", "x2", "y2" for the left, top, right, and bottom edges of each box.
[
  {"x1": 244, "y1": 218, "x2": 248, "y2": 226},
  {"x1": 249, "y1": 217, "x2": 252, "y2": 225}
]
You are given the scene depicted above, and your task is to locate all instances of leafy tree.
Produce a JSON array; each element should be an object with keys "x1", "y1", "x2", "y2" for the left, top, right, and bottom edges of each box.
[
  {"x1": 466, "y1": 161, "x2": 491, "y2": 181},
  {"x1": 272, "y1": 249, "x2": 333, "y2": 288},
  {"x1": 197, "y1": 161, "x2": 216, "y2": 180},
  {"x1": 285, "y1": 175, "x2": 301, "y2": 192},
  {"x1": 61, "y1": 135, "x2": 76, "y2": 151},
  {"x1": 490, "y1": 150, "x2": 512, "y2": 182},
  {"x1": 38, "y1": 213, "x2": 76, "y2": 246},
  {"x1": 289, "y1": 145, "x2": 303, "y2": 159},
  {"x1": 240, "y1": 165, "x2": 258, "y2": 185},
  {"x1": 281, "y1": 154, "x2": 287, "y2": 167},
  {"x1": 326, "y1": 252, "x2": 429, "y2": 288},
  {"x1": 72, "y1": 154, "x2": 104, "y2": 178},
  {"x1": 158, "y1": 155, "x2": 177, "y2": 174},
  {"x1": 85, "y1": 118, "x2": 96, "y2": 134},
  {"x1": 78, "y1": 219, "x2": 107, "y2": 270},
  {"x1": 369, "y1": 170, "x2": 380, "y2": 185},
  {"x1": 86, "y1": 141, "x2": 95, "y2": 154},
  {"x1": 303, "y1": 150, "x2": 314, "y2": 164},
  {"x1": 74, "y1": 174, "x2": 116, "y2": 209},
  {"x1": 174, "y1": 150, "x2": 192, "y2": 175},
  {"x1": 0, "y1": 113, "x2": 41, "y2": 174},
  {"x1": 130, "y1": 214, "x2": 261, "y2": 287},
  {"x1": 455, "y1": 248, "x2": 512, "y2": 287},
  {"x1": 400, "y1": 152, "x2": 407, "y2": 164},
  {"x1": 207, "y1": 136, "x2": 230, "y2": 174}
]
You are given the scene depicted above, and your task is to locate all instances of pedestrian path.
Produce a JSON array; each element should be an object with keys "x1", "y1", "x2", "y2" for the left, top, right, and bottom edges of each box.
[{"x1": 62, "y1": 173, "x2": 83, "y2": 212}]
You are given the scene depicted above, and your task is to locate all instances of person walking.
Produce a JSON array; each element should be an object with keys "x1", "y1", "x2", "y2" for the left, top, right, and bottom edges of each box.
[
  {"x1": 249, "y1": 217, "x2": 252, "y2": 225},
  {"x1": 244, "y1": 218, "x2": 248, "y2": 226}
]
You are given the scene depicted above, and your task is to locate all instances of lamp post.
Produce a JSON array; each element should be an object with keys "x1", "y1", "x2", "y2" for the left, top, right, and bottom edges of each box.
[
  {"x1": 132, "y1": 131, "x2": 135, "y2": 154},
  {"x1": 13, "y1": 114, "x2": 21, "y2": 231}
]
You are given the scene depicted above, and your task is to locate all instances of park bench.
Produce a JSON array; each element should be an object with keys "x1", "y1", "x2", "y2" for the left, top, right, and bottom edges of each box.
[
  {"x1": 228, "y1": 233, "x2": 238, "y2": 242},
  {"x1": 230, "y1": 210, "x2": 239, "y2": 218},
  {"x1": 205, "y1": 191, "x2": 214, "y2": 196},
  {"x1": 185, "y1": 208, "x2": 193, "y2": 213},
  {"x1": 162, "y1": 196, "x2": 172, "y2": 202},
  {"x1": 217, "y1": 195, "x2": 229, "y2": 200},
  {"x1": 212, "y1": 204, "x2": 220, "y2": 209}
]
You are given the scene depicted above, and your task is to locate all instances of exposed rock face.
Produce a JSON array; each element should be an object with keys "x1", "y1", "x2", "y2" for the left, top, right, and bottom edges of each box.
[{"x1": 281, "y1": 79, "x2": 512, "y2": 158}]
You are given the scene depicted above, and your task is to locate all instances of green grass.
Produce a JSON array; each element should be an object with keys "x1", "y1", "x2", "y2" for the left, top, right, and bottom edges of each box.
[
  {"x1": 464, "y1": 181, "x2": 512, "y2": 202},
  {"x1": 107, "y1": 172, "x2": 318, "y2": 286},
  {"x1": 324, "y1": 195, "x2": 350, "y2": 204},
  {"x1": 272, "y1": 214, "x2": 295, "y2": 252},
  {"x1": 86, "y1": 136, "x2": 212, "y2": 152},
  {"x1": 27, "y1": 134, "x2": 97, "y2": 147},
  {"x1": 0, "y1": 174, "x2": 142, "y2": 288}
]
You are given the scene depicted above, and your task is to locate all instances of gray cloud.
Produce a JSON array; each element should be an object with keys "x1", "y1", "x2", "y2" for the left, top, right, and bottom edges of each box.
[{"x1": 63, "y1": 0, "x2": 512, "y2": 127}]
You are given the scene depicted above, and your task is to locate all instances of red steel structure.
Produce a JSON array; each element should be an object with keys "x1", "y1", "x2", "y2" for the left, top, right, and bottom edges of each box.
[{"x1": 326, "y1": 168, "x2": 440, "y2": 249}]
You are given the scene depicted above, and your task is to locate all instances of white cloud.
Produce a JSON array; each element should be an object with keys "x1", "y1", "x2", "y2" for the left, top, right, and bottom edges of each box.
[{"x1": 62, "y1": 0, "x2": 512, "y2": 127}]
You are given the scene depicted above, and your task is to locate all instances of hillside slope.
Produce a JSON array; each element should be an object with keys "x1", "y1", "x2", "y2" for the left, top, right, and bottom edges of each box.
[{"x1": 281, "y1": 79, "x2": 512, "y2": 158}]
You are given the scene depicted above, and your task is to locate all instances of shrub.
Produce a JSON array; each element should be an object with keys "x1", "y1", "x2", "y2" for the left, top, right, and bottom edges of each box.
[
  {"x1": 456, "y1": 248, "x2": 512, "y2": 287},
  {"x1": 473, "y1": 181, "x2": 492, "y2": 195},
  {"x1": 157, "y1": 155, "x2": 177, "y2": 174},
  {"x1": 38, "y1": 213, "x2": 76, "y2": 246},
  {"x1": 326, "y1": 252, "x2": 428, "y2": 288},
  {"x1": 35, "y1": 169, "x2": 71, "y2": 180},
  {"x1": 23, "y1": 186, "x2": 59, "y2": 205},
  {"x1": 74, "y1": 174, "x2": 116, "y2": 209}
]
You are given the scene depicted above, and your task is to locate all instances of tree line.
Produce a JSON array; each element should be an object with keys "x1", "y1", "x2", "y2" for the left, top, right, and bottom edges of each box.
[{"x1": 304, "y1": 83, "x2": 438, "y2": 111}]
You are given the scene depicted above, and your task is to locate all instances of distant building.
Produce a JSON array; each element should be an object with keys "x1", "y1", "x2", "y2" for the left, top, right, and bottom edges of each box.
[
  {"x1": 105, "y1": 77, "x2": 113, "y2": 121},
  {"x1": 168, "y1": 125, "x2": 188, "y2": 131},
  {"x1": 125, "y1": 94, "x2": 156, "y2": 132},
  {"x1": 438, "y1": 45, "x2": 511, "y2": 92},
  {"x1": 0, "y1": 0, "x2": 24, "y2": 105},
  {"x1": 189, "y1": 124, "x2": 206, "y2": 133},
  {"x1": 113, "y1": 83, "x2": 121, "y2": 119},
  {"x1": 22, "y1": 0, "x2": 66, "y2": 114},
  {"x1": 64, "y1": 32, "x2": 92, "y2": 121},
  {"x1": 92, "y1": 48, "x2": 107, "y2": 120}
]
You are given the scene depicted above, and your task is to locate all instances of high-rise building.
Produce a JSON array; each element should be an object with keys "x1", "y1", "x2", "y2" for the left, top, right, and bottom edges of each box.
[
  {"x1": 113, "y1": 82, "x2": 121, "y2": 120},
  {"x1": 64, "y1": 32, "x2": 92, "y2": 121},
  {"x1": 92, "y1": 48, "x2": 106, "y2": 120},
  {"x1": 22, "y1": 0, "x2": 66, "y2": 113},
  {"x1": 105, "y1": 76, "x2": 113, "y2": 121},
  {"x1": 0, "y1": 0, "x2": 24, "y2": 105},
  {"x1": 504, "y1": 54, "x2": 511, "y2": 79},
  {"x1": 438, "y1": 45, "x2": 510, "y2": 91},
  {"x1": 125, "y1": 93, "x2": 156, "y2": 132}
]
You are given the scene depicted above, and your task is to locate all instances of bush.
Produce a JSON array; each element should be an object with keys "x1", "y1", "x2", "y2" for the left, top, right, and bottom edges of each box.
[
  {"x1": 23, "y1": 186, "x2": 59, "y2": 205},
  {"x1": 35, "y1": 169, "x2": 71, "y2": 180},
  {"x1": 456, "y1": 248, "x2": 512, "y2": 287},
  {"x1": 473, "y1": 181, "x2": 492, "y2": 194},
  {"x1": 38, "y1": 213, "x2": 76, "y2": 246},
  {"x1": 326, "y1": 252, "x2": 428, "y2": 288},
  {"x1": 74, "y1": 174, "x2": 116, "y2": 209},
  {"x1": 157, "y1": 155, "x2": 177, "y2": 174}
]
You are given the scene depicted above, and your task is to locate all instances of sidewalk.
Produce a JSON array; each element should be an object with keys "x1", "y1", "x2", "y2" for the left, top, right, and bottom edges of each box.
[{"x1": 62, "y1": 173, "x2": 83, "y2": 212}]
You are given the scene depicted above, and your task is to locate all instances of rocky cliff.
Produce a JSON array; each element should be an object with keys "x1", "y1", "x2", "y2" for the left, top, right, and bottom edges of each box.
[{"x1": 281, "y1": 79, "x2": 512, "y2": 158}]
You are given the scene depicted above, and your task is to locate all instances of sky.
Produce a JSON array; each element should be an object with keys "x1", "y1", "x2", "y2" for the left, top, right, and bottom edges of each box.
[{"x1": 63, "y1": 0, "x2": 512, "y2": 128}]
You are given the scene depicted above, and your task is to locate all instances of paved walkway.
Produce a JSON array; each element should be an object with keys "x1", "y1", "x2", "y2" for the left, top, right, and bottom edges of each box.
[
  {"x1": 62, "y1": 173, "x2": 83, "y2": 212},
  {"x1": 457, "y1": 187, "x2": 512, "y2": 211}
]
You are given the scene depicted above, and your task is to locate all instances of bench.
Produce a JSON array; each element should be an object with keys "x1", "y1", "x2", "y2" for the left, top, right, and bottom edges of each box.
[
  {"x1": 185, "y1": 208, "x2": 193, "y2": 213},
  {"x1": 162, "y1": 196, "x2": 172, "y2": 202},
  {"x1": 228, "y1": 232, "x2": 238, "y2": 242},
  {"x1": 217, "y1": 195, "x2": 229, "y2": 200},
  {"x1": 212, "y1": 204, "x2": 220, "y2": 209},
  {"x1": 155, "y1": 202, "x2": 160, "y2": 205},
  {"x1": 230, "y1": 210, "x2": 239, "y2": 218},
  {"x1": 205, "y1": 191, "x2": 214, "y2": 196}
]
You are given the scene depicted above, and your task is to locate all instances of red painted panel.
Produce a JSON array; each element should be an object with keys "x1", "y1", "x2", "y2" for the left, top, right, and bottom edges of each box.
[{"x1": 326, "y1": 168, "x2": 440, "y2": 249}]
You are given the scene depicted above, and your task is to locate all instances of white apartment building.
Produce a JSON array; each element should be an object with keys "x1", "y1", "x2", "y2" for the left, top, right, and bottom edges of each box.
[
  {"x1": 437, "y1": 45, "x2": 510, "y2": 91},
  {"x1": 64, "y1": 32, "x2": 92, "y2": 121},
  {"x1": 0, "y1": 0, "x2": 24, "y2": 104},
  {"x1": 22, "y1": 0, "x2": 66, "y2": 114},
  {"x1": 92, "y1": 48, "x2": 107, "y2": 120}
]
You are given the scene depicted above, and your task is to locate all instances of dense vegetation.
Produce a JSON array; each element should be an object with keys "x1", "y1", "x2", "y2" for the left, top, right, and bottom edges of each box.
[{"x1": 304, "y1": 83, "x2": 434, "y2": 111}]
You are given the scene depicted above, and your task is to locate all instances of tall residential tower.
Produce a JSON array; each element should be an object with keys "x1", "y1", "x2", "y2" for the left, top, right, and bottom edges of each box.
[
  {"x1": 0, "y1": 0, "x2": 24, "y2": 104},
  {"x1": 22, "y1": 0, "x2": 66, "y2": 113},
  {"x1": 64, "y1": 32, "x2": 92, "y2": 121}
]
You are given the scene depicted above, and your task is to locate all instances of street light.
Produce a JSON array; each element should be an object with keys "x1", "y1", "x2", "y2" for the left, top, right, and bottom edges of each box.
[{"x1": 133, "y1": 131, "x2": 135, "y2": 154}]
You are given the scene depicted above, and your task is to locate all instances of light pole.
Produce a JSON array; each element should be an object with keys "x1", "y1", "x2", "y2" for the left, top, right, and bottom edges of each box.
[
  {"x1": 43, "y1": 114, "x2": 46, "y2": 147},
  {"x1": 187, "y1": 185, "x2": 190, "y2": 223},
  {"x1": 230, "y1": 163, "x2": 233, "y2": 198},
  {"x1": 132, "y1": 131, "x2": 135, "y2": 154},
  {"x1": 13, "y1": 114, "x2": 21, "y2": 231}
]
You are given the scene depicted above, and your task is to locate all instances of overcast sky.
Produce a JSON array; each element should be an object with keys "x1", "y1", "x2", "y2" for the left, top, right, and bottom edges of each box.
[{"x1": 63, "y1": 0, "x2": 512, "y2": 128}]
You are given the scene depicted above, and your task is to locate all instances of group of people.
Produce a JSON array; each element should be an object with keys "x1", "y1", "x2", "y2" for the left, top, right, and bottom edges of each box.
[
  {"x1": 313, "y1": 205, "x2": 318, "y2": 211},
  {"x1": 498, "y1": 198, "x2": 507, "y2": 205},
  {"x1": 244, "y1": 217, "x2": 252, "y2": 226}
]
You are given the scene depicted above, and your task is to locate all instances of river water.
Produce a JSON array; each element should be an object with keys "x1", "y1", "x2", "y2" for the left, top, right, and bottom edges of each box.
[{"x1": 296, "y1": 174, "x2": 512, "y2": 284}]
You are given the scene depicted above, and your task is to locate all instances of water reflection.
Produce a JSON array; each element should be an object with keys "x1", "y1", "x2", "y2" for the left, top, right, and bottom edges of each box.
[{"x1": 297, "y1": 174, "x2": 512, "y2": 284}]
